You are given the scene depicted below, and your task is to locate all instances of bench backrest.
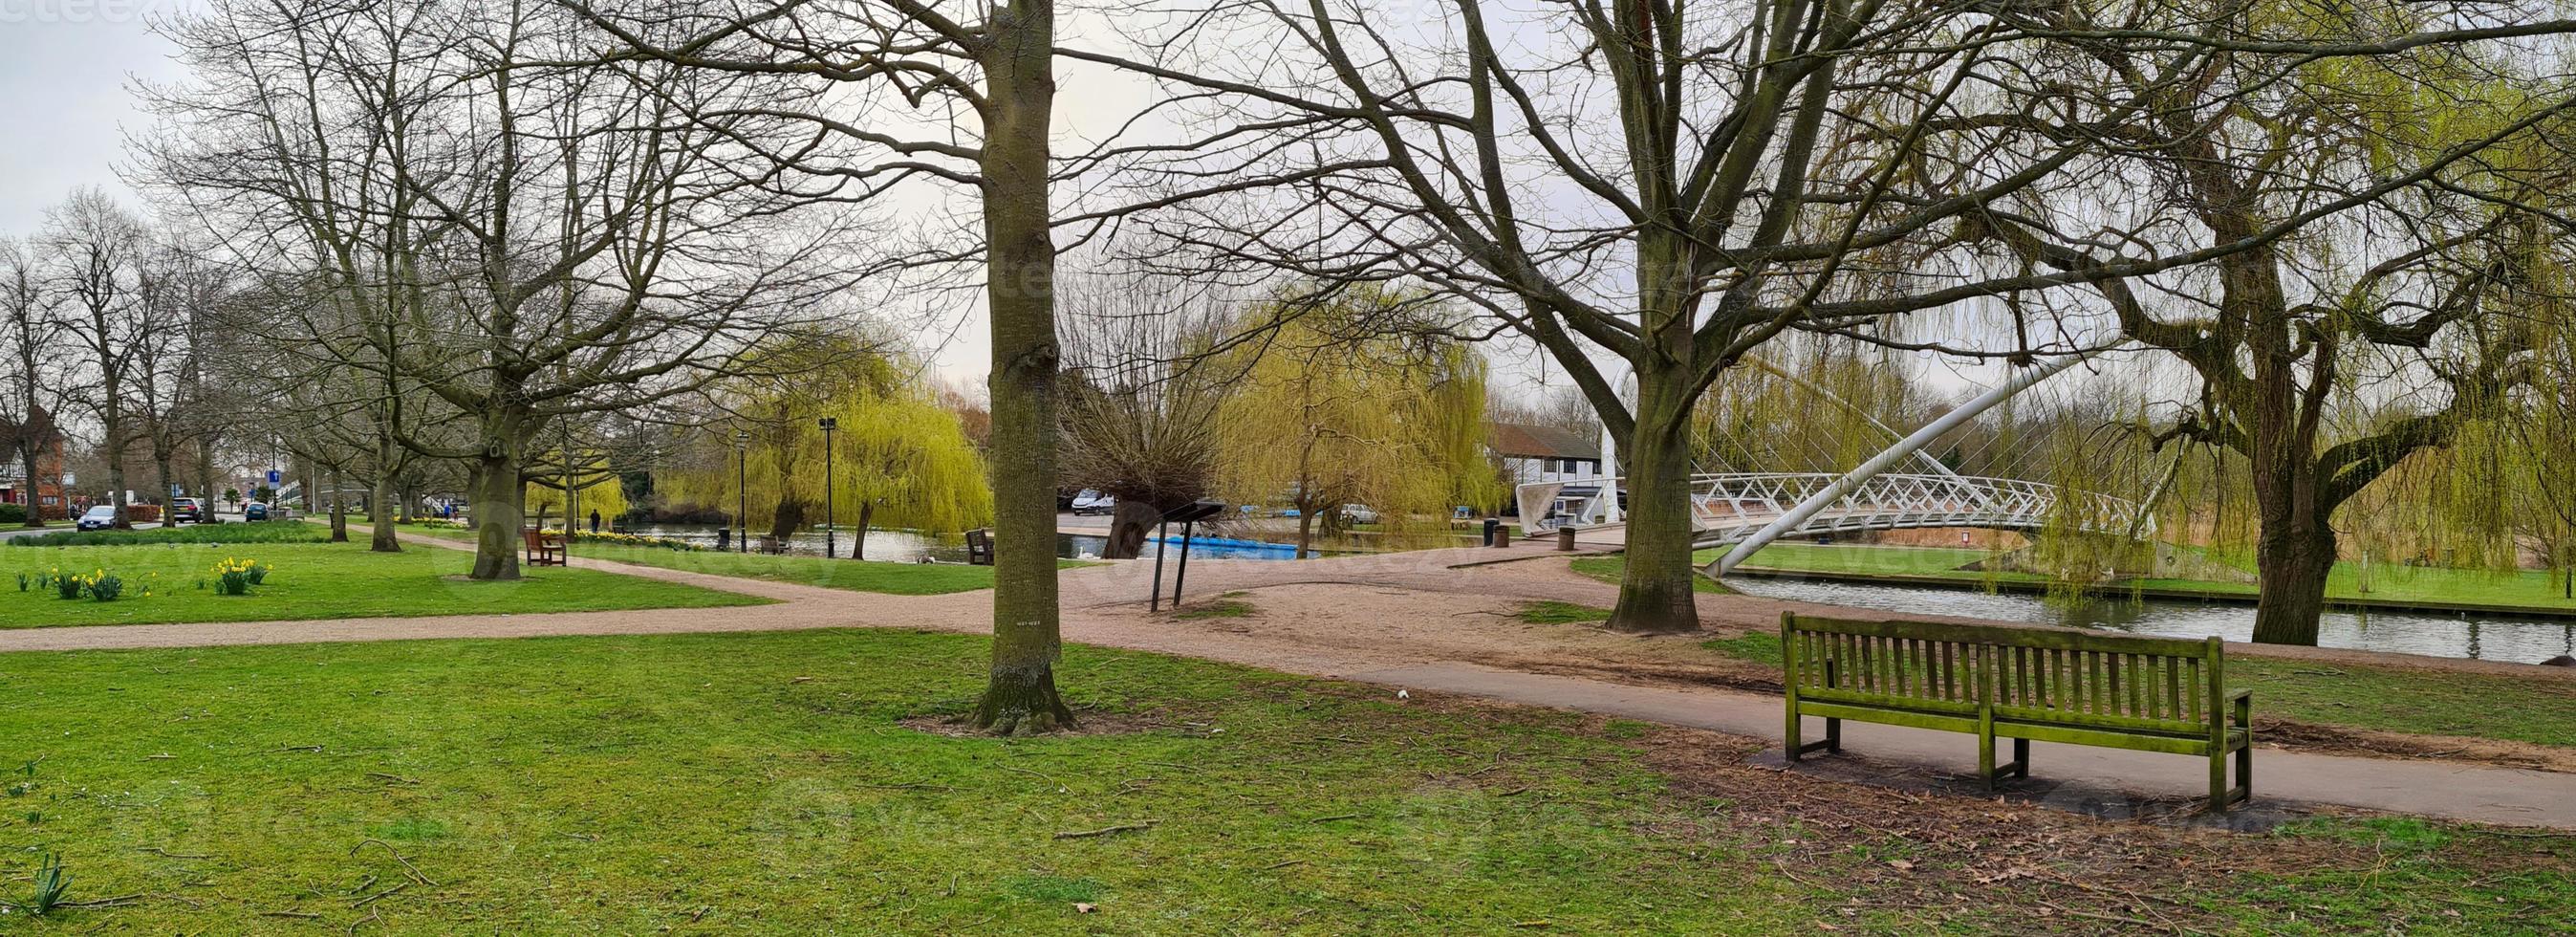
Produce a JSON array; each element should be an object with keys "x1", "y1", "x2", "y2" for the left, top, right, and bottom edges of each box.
[{"x1": 1782, "y1": 613, "x2": 2224, "y2": 733}]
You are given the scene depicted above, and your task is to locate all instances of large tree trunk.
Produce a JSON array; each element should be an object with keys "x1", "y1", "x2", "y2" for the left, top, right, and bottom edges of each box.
[
  {"x1": 467, "y1": 442, "x2": 526, "y2": 580},
  {"x1": 329, "y1": 466, "x2": 350, "y2": 542},
  {"x1": 368, "y1": 467, "x2": 401, "y2": 553},
  {"x1": 104, "y1": 413, "x2": 130, "y2": 529},
  {"x1": 2250, "y1": 509, "x2": 2336, "y2": 645},
  {"x1": 16, "y1": 447, "x2": 42, "y2": 527},
  {"x1": 854, "y1": 500, "x2": 874, "y2": 560},
  {"x1": 1606, "y1": 365, "x2": 1699, "y2": 634},
  {"x1": 969, "y1": 0, "x2": 1075, "y2": 736}
]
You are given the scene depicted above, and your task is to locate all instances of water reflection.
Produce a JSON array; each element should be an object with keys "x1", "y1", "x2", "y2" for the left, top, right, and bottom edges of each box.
[{"x1": 1728, "y1": 576, "x2": 2576, "y2": 663}]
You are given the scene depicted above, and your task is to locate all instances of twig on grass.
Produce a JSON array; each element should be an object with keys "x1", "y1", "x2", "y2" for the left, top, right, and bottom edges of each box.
[
  {"x1": 351, "y1": 883, "x2": 408, "y2": 908},
  {"x1": 352, "y1": 839, "x2": 437, "y2": 886},
  {"x1": 137, "y1": 846, "x2": 212, "y2": 860},
  {"x1": 1053, "y1": 821, "x2": 1156, "y2": 839},
  {"x1": 259, "y1": 910, "x2": 323, "y2": 919}
]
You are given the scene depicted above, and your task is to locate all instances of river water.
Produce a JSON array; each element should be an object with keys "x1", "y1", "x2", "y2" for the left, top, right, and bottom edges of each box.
[
  {"x1": 1726, "y1": 576, "x2": 2576, "y2": 664},
  {"x1": 628, "y1": 527, "x2": 1353, "y2": 562}
]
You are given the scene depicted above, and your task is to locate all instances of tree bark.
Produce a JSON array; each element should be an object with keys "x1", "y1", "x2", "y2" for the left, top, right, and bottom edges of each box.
[
  {"x1": 368, "y1": 466, "x2": 401, "y2": 553},
  {"x1": 329, "y1": 465, "x2": 350, "y2": 542},
  {"x1": 854, "y1": 500, "x2": 873, "y2": 560},
  {"x1": 969, "y1": 0, "x2": 1076, "y2": 735},
  {"x1": 15, "y1": 446, "x2": 42, "y2": 527},
  {"x1": 467, "y1": 443, "x2": 525, "y2": 580},
  {"x1": 1606, "y1": 363, "x2": 1699, "y2": 634},
  {"x1": 2251, "y1": 521, "x2": 2336, "y2": 645}
]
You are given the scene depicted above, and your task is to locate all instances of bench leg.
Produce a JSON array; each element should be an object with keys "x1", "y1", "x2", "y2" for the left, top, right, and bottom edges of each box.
[
  {"x1": 1978, "y1": 720, "x2": 1997, "y2": 792},
  {"x1": 2208, "y1": 751, "x2": 2228, "y2": 813},
  {"x1": 1785, "y1": 704, "x2": 1802, "y2": 763},
  {"x1": 1826, "y1": 717, "x2": 1841, "y2": 753},
  {"x1": 2012, "y1": 737, "x2": 2029, "y2": 778},
  {"x1": 2235, "y1": 742, "x2": 2252, "y2": 802}
]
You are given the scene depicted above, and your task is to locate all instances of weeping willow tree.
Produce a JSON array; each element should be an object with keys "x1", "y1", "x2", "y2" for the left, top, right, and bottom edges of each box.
[
  {"x1": 664, "y1": 331, "x2": 993, "y2": 546},
  {"x1": 1215, "y1": 289, "x2": 1501, "y2": 557}
]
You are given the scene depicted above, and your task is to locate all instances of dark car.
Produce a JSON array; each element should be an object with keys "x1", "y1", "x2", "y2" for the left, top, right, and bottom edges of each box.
[
  {"x1": 244, "y1": 502, "x2": 271, "y2": 521},
  {"x1": 170, "y1": 497, "x2": 206, "y2": 524}
]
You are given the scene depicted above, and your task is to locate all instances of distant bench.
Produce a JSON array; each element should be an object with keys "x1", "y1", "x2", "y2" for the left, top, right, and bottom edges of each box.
[{"x1": 1781, "y1": 613, "x2": 2252, "y2": 812}]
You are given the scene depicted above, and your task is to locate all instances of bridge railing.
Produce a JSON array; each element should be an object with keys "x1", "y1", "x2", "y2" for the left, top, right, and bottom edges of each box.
[{"x1": 1516, "y1": 472, "x2": 2151, "y2": 544}]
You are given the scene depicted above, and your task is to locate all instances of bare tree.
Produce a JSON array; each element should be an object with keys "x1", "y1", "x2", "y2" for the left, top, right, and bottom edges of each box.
[
  {"x1": 149, "y1": 0, "x2": 863, "y2": 575},
  {"x1": 1057, "y1": 270, "x2": 1231, "y2": 556},
  {"x1": 41, "y1": 189, "x2": 155, "y2": 528},
  {"x1": 1093, "y1": 0, "x2": 2576, "y2": 633},
  {"x1": 0, "y1": 237, "x2": 65, "y2": 526},
  {"x1": 573, "y1": 0, "x2": 1079, "y2": 732}
]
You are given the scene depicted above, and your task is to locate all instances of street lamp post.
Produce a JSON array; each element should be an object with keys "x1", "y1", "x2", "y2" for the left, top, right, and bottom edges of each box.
[
  {"x1": 817, "y1": 417, "x2": 838, "y2": 558},
  {"x1": 734, "y1": 429, "x2": 751, "y2": 554}
]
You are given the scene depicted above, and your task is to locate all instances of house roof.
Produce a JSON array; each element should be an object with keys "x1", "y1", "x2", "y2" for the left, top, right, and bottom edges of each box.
[{"x1": 1488, "y1": 422, "x2": 1599, "y2": 460}]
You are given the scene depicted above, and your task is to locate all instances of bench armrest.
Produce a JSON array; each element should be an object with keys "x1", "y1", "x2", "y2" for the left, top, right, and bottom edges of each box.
[{"x1": 2225, "y1": 688, "x2": 2251, "y2": 727}]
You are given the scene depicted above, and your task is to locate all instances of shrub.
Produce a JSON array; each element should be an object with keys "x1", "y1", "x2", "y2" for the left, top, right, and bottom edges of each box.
[
  {"x1": 7, "y1": 524, "x2": 330, "y2": 548},
  {"x1": 0, "y1": 504, "x2": 25, "y2": 524},
  {"x1": 86, "y1": 573, "x2": 123, "y2": 601}
]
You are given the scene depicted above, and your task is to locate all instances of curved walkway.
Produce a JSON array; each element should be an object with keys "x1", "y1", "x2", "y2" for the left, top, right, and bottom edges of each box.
[{"x1": 4, "y1": 530, "x2": 2573, "y2": 829}]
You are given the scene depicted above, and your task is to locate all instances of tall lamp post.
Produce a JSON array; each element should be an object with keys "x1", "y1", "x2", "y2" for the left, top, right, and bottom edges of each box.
[
  {"x1": 734, "y1": 429, "x2": 751, "y2": 554},
  {"x1": 817, "y1": 417, "x2": 838, "y2": 558}
]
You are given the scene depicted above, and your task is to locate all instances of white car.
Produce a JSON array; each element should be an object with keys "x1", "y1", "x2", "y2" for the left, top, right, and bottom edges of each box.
[
  {"x1": 1339, "y1": 504, "x2": 1380, "y2": 525},
  {"x1": 76, "y1": 506, "x2": 117, "y2": 531},
  {"x1": 1070, "y1": 490, "x2": 1116, "y2": 515}
]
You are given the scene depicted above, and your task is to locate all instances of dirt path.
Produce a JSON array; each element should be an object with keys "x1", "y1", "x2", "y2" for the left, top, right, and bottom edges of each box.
[{"x1": 7, "y1": 530, "x2": 2576, "y2": 828}]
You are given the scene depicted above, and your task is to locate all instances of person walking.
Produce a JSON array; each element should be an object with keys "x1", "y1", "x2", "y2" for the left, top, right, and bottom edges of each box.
[{"x1": 588, "y1": 509, "x2": 601, "y2": 534}]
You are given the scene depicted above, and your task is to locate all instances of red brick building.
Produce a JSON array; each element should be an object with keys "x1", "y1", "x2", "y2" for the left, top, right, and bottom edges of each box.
[{"x1": 0, "y1": 435, "x2": 70, "y2": 520}]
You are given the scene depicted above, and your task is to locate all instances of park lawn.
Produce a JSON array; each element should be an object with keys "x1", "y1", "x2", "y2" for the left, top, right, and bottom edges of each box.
[
  {"x1": 1725, "y1": 542, "x2": 2576, "y2": 612},
  {"x1": 0, "y1": 542, "x2": 766, "y2": 629},
  {"x1": 0, "y1": 628, "x2": 2565, "y2": 933},
  {"x1": 1522, "y1": 599, "x2": 2576, "y2": 749},
  {"x1": 566, "y1": 543, "x2": 1092, "y2": 595},
  {"x1": 1702, "y1": 633, "x2": 2576, "y2": 748},
  {"x1": 386, "y1": 522, "x2": 1082, "y2": 596}
]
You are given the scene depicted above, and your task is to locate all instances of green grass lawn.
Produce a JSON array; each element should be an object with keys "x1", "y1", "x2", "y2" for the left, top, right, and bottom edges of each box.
[
  {"x1": 1725, "y1": 542, "x2": 2576, "y2": 612},
  {"x1": 564, "y1": 544, "x2": 1090, "y2": 595},
  {"x1": 0, "y1": 628, "x2": 2562, "y2": 932},
  {"x1": 1522, "y1": 599, "x2": 2576, "y2": 748},
  {"x1": 386, "y1": 521, "x2": 1081, "y2": 596},
  {"x1": 0, "y1": 542, "x2": 766, "y2": 628}
]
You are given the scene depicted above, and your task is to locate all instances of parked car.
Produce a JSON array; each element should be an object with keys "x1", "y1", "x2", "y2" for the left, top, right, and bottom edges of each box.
[
  {"x1": 170, "y1": 497, "x2": 206, "y2": 524},
  {"x1": 1339, "y1": 504, "x2": 1380, "y2": 525},
  {"x1": 1070, "y1": 490, "x2": 1116, "y2": 515},
  {"x1": 244, "y1": 502, "x2": 271, "y2": 521},
  {"x1": 76, "y1": 506, "x2": 117, "y2": 531}
]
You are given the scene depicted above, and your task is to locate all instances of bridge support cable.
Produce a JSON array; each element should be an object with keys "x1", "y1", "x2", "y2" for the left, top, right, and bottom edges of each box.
[{"x1": 1711, "y1": 347, "x2": 2119, "y2": 577}]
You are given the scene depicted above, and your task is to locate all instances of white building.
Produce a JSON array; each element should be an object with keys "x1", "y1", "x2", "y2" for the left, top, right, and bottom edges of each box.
[{"x1": 1488, "y1": 422, "x2": 1603, "y2": 484}]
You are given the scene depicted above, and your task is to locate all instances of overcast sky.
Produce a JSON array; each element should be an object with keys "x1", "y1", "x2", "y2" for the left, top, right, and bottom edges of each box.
[
  {"x1": 0, "y1": 1, "x2": 2007, "y2": 412},
  {"x1": 0, "y1": 3, "x2": 189, "y2": 234}
]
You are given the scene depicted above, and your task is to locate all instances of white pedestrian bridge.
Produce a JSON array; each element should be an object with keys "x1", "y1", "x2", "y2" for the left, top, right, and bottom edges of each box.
[{"x1": 1517, "y1": 472, "x2": 2153, "y2": 553}]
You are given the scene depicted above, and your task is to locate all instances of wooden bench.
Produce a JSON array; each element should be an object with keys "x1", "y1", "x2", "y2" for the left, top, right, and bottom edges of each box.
[
  {"x1": 521, "y1": 529, "x2": 567, "y2": 567},
  {"x1": 1781, "y1": 613, "x2": 2252, "y2": 812},
  {"x1": 964, "y1": 528, "x2": 994, "y2": 566}
]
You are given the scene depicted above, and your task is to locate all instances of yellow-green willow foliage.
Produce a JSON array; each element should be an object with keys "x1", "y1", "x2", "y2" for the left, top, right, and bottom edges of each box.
[
  {"x1": 1214, "y1": 289, "x2": 1500, "y2": 555},
  {"x1": 525, "y1": 454, "x2": 630, "y2": 527},
  {"x1": 665, "y1": 332, "x2": 992, "y2": 535}
]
